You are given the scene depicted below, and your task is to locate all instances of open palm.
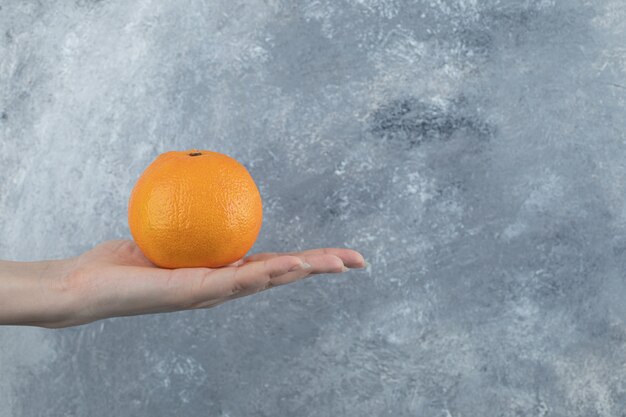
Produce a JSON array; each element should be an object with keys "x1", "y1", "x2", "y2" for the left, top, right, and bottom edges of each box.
[{"x1": 55, "y1": 240, "x2": 366, "y2": 328}]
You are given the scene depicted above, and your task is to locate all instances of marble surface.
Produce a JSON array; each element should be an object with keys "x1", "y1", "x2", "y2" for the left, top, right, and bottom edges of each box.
[{"x1": 2, "y1": 0, "x2": 626, "y2": 415}]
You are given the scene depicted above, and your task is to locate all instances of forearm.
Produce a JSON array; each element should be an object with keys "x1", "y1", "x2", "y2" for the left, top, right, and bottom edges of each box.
[{"x1": 0, "y1": 259, "x2": 75, "y2": 328}]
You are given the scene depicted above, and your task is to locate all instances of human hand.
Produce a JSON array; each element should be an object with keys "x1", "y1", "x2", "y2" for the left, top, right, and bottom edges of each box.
[{"x1": 46, "y1": 240, "x2": 366, "y2": 328}]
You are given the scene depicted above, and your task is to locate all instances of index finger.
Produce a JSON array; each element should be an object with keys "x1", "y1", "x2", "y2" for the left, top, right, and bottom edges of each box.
[{"x1": 244, "y1": 248, "x2": 366, "y2": 269}]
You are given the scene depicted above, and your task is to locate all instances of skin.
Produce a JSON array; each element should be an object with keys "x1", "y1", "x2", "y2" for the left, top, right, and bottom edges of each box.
[{"x1": 0, "y1": 240, "x2": 367, "y2": 329}]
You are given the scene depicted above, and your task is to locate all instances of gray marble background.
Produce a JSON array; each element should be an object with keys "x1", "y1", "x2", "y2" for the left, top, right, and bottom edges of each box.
[{"x1": 2, "y1": 0, "x2": 626, "y2": 415}]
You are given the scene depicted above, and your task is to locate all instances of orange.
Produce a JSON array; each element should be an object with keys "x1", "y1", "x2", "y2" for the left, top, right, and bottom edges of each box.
[{"x1": 128, "y1": 149, "x2": 263, "y2": 269}]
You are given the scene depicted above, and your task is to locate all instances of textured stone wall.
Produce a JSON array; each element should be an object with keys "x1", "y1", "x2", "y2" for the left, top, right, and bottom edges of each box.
[{"x1": 2, "y1": 1, "x2": 626, "y2": 415}]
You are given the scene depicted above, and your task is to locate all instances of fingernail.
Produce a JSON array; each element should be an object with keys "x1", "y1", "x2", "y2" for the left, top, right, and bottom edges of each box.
[
  {"x1": 341, "y1": 265, "x2": 350, "y2": 272},
  {"x1": 363, "y1": 261, "x2": 370, "y2": 268},
  {"x1": 289, "y1": 262, "x2": 311, "y2": 272}
]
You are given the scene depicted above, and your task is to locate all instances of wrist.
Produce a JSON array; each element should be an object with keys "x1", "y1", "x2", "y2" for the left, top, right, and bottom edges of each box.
[{"x1": 0, "y1": 258, "x2": 78, "y2": 328}]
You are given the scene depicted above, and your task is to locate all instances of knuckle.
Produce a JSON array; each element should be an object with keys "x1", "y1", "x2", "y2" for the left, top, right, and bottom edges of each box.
[
  {"x1": 229, "y1": 280, "x2": 247, "y2": 296},
  {"x1": 229, "y1": 266, "x2": 269, "y2": 297},
  {"x1": 229, "y1": 268, "x2": 247, "y2": 296}
]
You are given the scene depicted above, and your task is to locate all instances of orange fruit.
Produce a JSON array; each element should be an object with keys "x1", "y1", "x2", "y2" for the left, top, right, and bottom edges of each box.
[{"x1": 128, "y1": 149, "x2": 263, "y2": 269}]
